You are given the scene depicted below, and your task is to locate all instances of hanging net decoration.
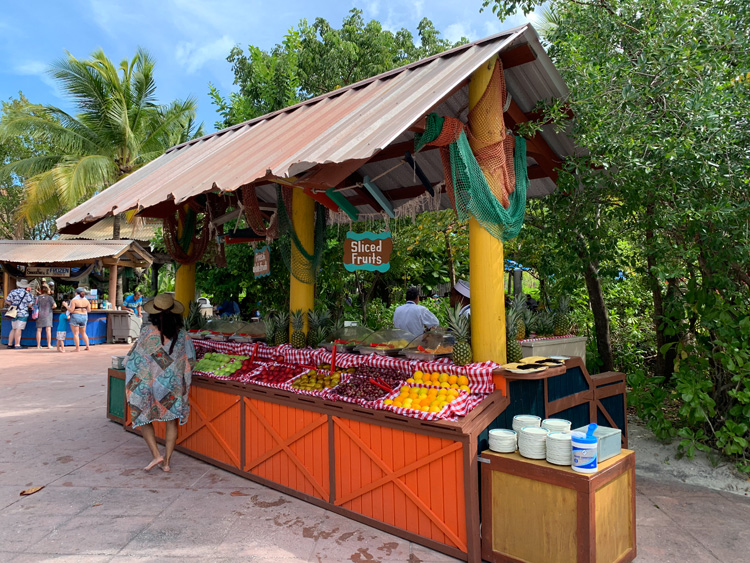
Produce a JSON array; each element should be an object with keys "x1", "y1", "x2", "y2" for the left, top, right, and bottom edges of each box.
[
  {"x1": 275, "y1": 184, "x2": 327, "y2": 284},
  {"x1": 163, "y1": 202, "x2": 211, "y2": 265},
  {"x1": 242, "y1": 184, "x2": 279, "y2": 239},
  {"x1": 414, "y1": 59, "x2": 528, "y2": 241}
]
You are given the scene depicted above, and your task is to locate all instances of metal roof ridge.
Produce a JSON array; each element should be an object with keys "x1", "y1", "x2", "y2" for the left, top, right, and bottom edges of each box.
[{"x1": 167, "y1": 24, "x2": 531, "y2": 154}]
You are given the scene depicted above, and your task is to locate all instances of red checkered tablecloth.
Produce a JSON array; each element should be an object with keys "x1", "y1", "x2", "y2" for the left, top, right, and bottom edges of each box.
[
  {"x1": 193, "y1": 340, "x2": 496, "y2": 417},
  {"x1": 316, "y1": 349, "x2": 367, "y2": 369},
  {"x1": 519, "y1": 334, "x2": 576, "y2": 342},
  {"x1": 361, "y1": 355, "x2": 497, "y2": 394}
]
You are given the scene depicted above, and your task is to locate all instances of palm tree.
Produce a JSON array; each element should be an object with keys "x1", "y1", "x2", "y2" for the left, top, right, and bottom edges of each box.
[{"x1": 0, "y1": 48, "x2": 202, "y2": 228}]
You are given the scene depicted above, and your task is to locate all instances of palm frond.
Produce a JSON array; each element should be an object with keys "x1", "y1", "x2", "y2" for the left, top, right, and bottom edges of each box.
[
  {"x1": 52, "y1": 154, "x2": 118, "y2": 208},
  {"x1": 19, "y1": 170, "x2": 63, "y2": 225},
  {"x1": 0, "y1": 105, "x2": 103, "y2": 156}
]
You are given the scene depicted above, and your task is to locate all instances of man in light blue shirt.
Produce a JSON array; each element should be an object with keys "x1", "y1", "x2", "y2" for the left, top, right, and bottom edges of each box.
[{"x1": 393, "y1": 287, "x2": 439, "y2": 336}]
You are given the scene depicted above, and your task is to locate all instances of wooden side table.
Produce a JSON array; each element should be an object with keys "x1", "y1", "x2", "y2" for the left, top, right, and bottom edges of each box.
[{"x1": 480, "y1": 449, "x2": 636, "y2": 563}]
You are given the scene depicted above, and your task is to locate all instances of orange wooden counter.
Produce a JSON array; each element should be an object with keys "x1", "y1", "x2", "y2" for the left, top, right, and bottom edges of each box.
[{"x1": 121, "y1": 374, "x2": 509, "y2": 562}]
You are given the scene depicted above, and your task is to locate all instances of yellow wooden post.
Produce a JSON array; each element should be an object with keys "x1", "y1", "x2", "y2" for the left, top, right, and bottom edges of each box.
[
  {"x1": 289, "y1": 188, "x2": 315, "y2": 334},
  {"x1": 468, "y1": 54, "x2": 506, "y2": 363},
  {"x1": 174, "y1": 206, "x2": 196, "y2": 317}
]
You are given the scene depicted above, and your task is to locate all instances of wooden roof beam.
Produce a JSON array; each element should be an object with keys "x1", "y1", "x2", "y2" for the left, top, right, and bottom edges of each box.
[{"x1": 500, "y1": 43, "x2": 537, "y2": 69}]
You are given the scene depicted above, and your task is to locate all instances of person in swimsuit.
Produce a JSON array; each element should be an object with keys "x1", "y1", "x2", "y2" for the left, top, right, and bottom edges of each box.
[{"x1": 69, "y1": 287, "x2": 91, "y2": 351}]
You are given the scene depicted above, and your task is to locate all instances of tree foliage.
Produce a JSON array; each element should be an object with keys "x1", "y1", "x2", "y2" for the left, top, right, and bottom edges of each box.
[
  {"x1": 0, "y1": 48, "x2": 202, "y2": 226},
  {"x1": 210, "y1": 9, "x2": 466, "y2": 128},
  {"x1": 485, "y1": 0, "x2": 750, "y2": 466}
]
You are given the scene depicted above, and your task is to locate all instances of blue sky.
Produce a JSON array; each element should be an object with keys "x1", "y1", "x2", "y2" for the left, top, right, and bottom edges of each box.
[{"x1": 0, "y1": 0, "x2": 530, "y2": 133}]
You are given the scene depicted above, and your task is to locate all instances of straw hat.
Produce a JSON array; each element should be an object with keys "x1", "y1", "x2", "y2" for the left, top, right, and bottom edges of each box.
[
  {"x1": 143, "y1": 293, "x2": 185, "y2": 315},
  {"x1": 16, "y1": 279, "x2": 31, "y2": 289}
]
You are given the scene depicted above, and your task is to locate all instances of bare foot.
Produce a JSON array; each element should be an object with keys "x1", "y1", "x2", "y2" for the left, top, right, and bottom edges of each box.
[
  {"x1": 85, "y1": 347, "x2": 90, "y2": 351},
  {"x1": 144, "y1": 457, "x2": 164, "y2": 471},
  {"x1": 160, "y1": 464, "x2": 171, "y2": 473}
]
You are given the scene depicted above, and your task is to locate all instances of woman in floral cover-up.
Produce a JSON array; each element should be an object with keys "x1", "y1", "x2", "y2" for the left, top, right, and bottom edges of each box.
[{"x1": 125, "y1": 294, "x2": 195, "y2": 472}]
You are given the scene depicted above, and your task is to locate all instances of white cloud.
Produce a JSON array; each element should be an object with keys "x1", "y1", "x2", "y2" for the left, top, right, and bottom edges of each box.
[
  {"x1": 414, "y1": 0, "x2": 424, "y2": 19},
  {"x1": 444, "y1": 22, "x2": 476, "y2": 43},
  {"x1": 483, "y1": 19, "x2": 503, "y2": 37},
  {"x1": 364, "y1": 0, "x2": 380, "y2": 18},
  {"x1": 14, "y1": 60, "x2": 48, "y2": 75},
  {"x1": 175, "y1": 35, "x2": 235, "y2": 74}
]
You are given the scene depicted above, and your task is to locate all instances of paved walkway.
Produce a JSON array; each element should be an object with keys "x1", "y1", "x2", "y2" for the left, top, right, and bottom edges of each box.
[{"x1": 1, "y1": 345, "x2": 749, "y2": 562}]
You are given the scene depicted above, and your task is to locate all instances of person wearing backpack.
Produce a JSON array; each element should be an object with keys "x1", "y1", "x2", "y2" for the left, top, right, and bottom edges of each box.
[{"x1": 4, "y1": 279, "x2": 35, "y2": 349}]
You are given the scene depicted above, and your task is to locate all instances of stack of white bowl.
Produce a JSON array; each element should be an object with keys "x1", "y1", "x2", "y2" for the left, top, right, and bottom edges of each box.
[
  {"x1": 546, "y1": 432, "x2": 573, "y2": 465},
  {"x1": 512, "y1": 414, "x2": 541, "y2": 434},
  {"x1": 542, "y1": 418, "x2": 572, "y2": 433},
  {"x1": 488, "y1": 429, "x2": 517, "y2": 453},
  {"x1": 518, "y1": 427, "x2": 549, "y2": 459}
]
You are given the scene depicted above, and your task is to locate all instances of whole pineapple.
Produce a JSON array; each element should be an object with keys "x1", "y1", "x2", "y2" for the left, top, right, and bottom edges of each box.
[
  {"x1": 553, "y1": 296, "x2": 572, "y2": 336},
  {"x1": 511, "y1": 295, "x2": 527, "y2": 341},
  {"x1": 505, "y1": 309, "x2": 523, "y2": 363},
  {"x1": 447, "y1": 304, "x2": 472, "y2": 366},
  {"x1": 274, "y1": 311, "x2": 289, "y2": 345},
  {"x1": 264, "y1": 314, "x2": 278, "y2": 346},
  {"x1": 307, "y1": 309, "x2": 331, "y2": 347},
  {"x1": 536, "y1": 310, "x2": 555, "y2": 337},
  {"x1": 290, "y1": 309, "x2": 306, "y2": 349}
]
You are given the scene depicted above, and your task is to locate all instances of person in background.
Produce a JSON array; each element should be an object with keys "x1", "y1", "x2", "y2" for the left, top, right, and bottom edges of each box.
[
  {"x1": 56, "y1": 294, "x2": 71, "y2": 353},
  {"x1": 450, "y1": 280, "x2": 471, "y2": 318},
  {"x1": 125, "y1": 293, "x2": 195, "y2": 473},
  {"x1": 525, "y1": 294, "x2": 539, "y2": 312},
  {"x1": 4, "y1": 279, "x2": 34, "y2": 349},
  {"x1": 393, "y1": 287, "x2": 439, "y2": 336},
  {"x1": 69, "y1": 287, "x2": 91, "y2": 351},
  {"x1": 122, "y1": 290, "x2": 144, "y2": 332},
  {"x1": 35, "y1": 284, "x2": 56, "y2": 349},
  {"x1": 216, "y1": 297, "x2": 240, "y2": 318},
  {"x1": 122, "y1": 290, "x2": 143, "y2": 318}
]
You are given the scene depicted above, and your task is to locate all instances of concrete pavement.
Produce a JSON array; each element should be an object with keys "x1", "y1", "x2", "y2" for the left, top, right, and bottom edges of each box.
[{"x1": 1, "y1": 344, "x2": 749, "y2": 562}]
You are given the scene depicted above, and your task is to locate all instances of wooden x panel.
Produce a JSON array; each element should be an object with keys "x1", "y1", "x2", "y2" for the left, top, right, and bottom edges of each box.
[
  {"x1": 333, "y1": 417, "x2": 468, "y2": 553},
  {"x1": 243, "y1": 398, "x2": 330, "y2": 500},
  {"x1": 177, "y1": 386, "x2": 242, "y2": 468}
]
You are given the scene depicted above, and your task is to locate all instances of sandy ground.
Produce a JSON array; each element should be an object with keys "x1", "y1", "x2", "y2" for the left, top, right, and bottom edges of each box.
[{"x1": 629, "y1": 416, "x2": 750, "y2": 498}]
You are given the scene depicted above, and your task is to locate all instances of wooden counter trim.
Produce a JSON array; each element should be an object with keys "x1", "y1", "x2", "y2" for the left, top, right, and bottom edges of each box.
[{"x1": 495, "y1": 363, "x2": 567, "y2": 381}]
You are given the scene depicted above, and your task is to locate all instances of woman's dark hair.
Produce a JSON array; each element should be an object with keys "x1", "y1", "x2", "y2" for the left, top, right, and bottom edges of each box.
[{"x1": 149, "y1": 312, "x2": 184, "y2": 354}]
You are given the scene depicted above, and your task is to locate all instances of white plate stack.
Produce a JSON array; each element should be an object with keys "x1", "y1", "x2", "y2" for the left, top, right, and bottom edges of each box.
[
  {"x1": 488, "y1": 429, "x2": 517, "y2": 453},
  {"x1": 542, "y1": 418, "x2": 572, "y2": 433},
  {"x1": 546, "y1": 432, "x2": 573, "y2": 465},
  {"x1": 518, "y1": 427, "x2": 549, "y2": 459},
  {"x1": 512, "y1": 414, "x2": 541, "y2": 434}
]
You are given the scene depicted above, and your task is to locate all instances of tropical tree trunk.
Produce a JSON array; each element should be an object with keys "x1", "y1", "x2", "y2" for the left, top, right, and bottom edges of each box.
[
  {"x1": 112, "y1": 213, "x2": 121, "y2": 240},
  {"x1": 583, "y1": 259, "x2": 614, "y2": 371},
  {"x1": 151, "y1": 263, "x2": 161, "y2": 295}
]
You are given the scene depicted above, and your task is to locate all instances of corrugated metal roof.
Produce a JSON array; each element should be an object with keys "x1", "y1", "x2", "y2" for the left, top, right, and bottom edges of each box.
[
  {"x1": 57, "y1": 24, "x2": 576, "y2": 232},
  {"x1": 58, "y1": 217, "x2": 161, "y2": 241},
  {"x1": 0, "y1": 240, "x2": 152, "y2": 266}
]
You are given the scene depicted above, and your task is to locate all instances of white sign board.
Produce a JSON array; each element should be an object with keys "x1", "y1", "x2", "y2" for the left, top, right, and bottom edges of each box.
[{"x1": 26, "y1": 266, "x2": 71, "y2": 277}]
